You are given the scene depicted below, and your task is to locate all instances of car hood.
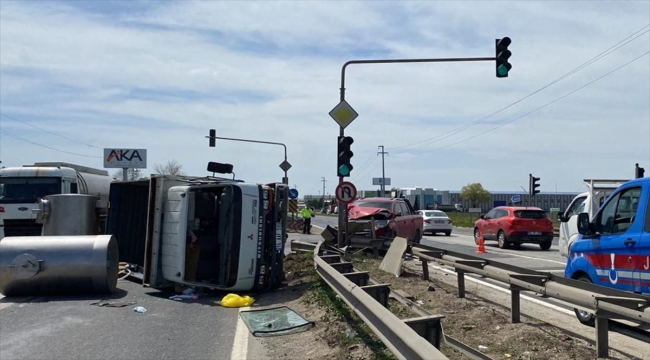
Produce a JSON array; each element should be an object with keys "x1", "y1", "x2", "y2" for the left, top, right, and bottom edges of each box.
[{"x1": 348, "y1": 205, "x2": 392, "y2": 220}]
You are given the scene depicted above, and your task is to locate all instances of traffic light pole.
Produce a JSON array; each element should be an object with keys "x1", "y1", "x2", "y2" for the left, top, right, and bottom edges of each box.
[
  {"x1": 206, "y1": 133, "x2": 290, "y2": 184},
  {"x1": 336, "y1": 56, "x2": 498, "y2": 248}
]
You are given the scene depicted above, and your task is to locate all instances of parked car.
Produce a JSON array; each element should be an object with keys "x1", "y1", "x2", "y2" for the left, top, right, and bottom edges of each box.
[
  {"x1": 417, "y1": 210, "x2": 453, "y2": 236},
  {"x1": 348, "y1": 197, "x2": 424, "y2": 243},
  {"x1": 474, "y1": 206, "x2": 554, "y2": 250}
]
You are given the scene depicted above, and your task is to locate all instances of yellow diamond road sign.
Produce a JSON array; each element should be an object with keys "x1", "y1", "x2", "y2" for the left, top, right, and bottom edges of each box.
[{"x1": 329, "y1": 100, "x2": 358, "y2": 129}]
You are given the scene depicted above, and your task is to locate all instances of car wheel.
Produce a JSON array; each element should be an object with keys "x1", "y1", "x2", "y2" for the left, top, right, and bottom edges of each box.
[
  {"x1": 413, "y1": 230, "x2": 422, "y2": 244},
  {"x1": 474, "y1": 228, "x2": 480, "y2": 245},
  {"x1": 574, "y1": 276, "x2": 595, "y2": 326},
  {"x1": 497, "y1": 231, "x2": 508, "y2": 249},
  {"x1": 539, "y1": 241, "x2": 552, "y2": 251},
  {"x1": 445, "y1": 231, "x2": 451, "y2": 236}
]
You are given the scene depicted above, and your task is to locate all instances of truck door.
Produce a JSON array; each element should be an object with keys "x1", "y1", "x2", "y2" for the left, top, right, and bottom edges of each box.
[
  {"x1": 591, "y1": 185, "x2": 642, "y2": 292},
  {"x1": 560, "y1": 195, "x2": 588, "y2": 257}
]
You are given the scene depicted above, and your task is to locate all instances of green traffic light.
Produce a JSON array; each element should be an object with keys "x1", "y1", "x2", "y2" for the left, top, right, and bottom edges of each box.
[
  {"x1": 497, "y1": 65, "x2": 509, "y2": 76},
  {"x1": 338, "y1": 164, "x2": 350, "y2": 176}
]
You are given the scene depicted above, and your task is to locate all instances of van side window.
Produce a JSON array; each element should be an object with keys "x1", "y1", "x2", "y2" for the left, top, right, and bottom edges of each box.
[
  {"x1": 71, "y1": 183, "x2": 78, "y2": 194},
  {"x1": 598, "y1": 187, "x2": 642, "y2": 235}
]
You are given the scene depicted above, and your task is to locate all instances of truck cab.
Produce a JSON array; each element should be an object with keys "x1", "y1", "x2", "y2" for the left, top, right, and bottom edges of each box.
[
  {"x1": 108, "y1": 166, "x2": 288, "y2": 293},
  {"x1": 565, "y1": 177, "x2": 650, "y2": 324},
  {"x1": 0, "y1": 163, "x2": 111, "y2": 238},
  {"x1": 557, "y1": 179, "x2": 628, "y2": 258}
]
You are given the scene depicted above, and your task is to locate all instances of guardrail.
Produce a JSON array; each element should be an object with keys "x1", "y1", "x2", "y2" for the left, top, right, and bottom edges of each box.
[
  {"x1": 411, "y1": 243, "x2": 650, "y2": 358},
  {"x1": 312, "y1": 241, "x2": 450, "y2": 360},
  {"x1": 290, "y1": 238, "x2": 650, "y2": 359}
]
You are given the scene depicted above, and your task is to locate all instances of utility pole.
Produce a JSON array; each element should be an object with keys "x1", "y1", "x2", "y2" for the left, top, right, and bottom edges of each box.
[
  {"x1": 378, "y1": 145, "x2": 388, "y2": 197},
  {"x1": 321, "y1": 177, "x2": 327, "y2": 207}
]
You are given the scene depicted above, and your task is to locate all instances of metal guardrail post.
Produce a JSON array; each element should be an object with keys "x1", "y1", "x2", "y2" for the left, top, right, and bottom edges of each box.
[
  {"x1": 510, "y1": 285, "x2": 521, "y2": 324},
  {"x1": 595, "y1": 317, "x2": 609, "y2": 358},
  {"x1": 361, "y1": 284, "x2": 391, "y2": 307},
  {"x1": 314, "y1": 242, "x2": 449, "y2": 360},
  {"x1": 343, "y1": 272, "x2": 370, "y2": 286},
  {"x1": 456, "y1": 270, "x2": 466, "y2": 299},
  {"x1": 403, "y1": 315, "x2": 446, "y2": 349}
]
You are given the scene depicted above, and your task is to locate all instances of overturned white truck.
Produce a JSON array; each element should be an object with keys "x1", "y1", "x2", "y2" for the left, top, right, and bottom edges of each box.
[{"x1": 108, "y1": 162, "x2": 288, "y2": 292}]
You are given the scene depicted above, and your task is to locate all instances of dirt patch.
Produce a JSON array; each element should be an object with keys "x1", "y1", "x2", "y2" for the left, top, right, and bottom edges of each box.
[
  {"x1": 258, "y1": 249, "x2": 638, "y2": 360},
  {"x1": 351, "y1": 251, "x2": 635, "y2": 360},
  {"x1": 259, "y1": 252, "x2": 393, "y2": 360}
]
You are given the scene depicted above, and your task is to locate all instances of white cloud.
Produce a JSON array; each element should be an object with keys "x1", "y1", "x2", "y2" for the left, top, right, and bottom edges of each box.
[{"x1": 1, "y1": 0, "x2": 649, "y2": 197}]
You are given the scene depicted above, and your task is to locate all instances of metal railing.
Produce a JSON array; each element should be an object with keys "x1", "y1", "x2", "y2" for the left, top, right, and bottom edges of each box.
[
  {"x1": 312, "y1": 241, "x2": 449, "y2": 360},
  {"x1": 290, "y1": 239, "x2": 650, "y2": 359}
]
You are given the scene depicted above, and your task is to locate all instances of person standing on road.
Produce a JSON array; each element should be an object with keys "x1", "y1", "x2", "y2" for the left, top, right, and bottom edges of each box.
[{"x1": 300, "y1": 207, "x2": 313, "y2": 234}]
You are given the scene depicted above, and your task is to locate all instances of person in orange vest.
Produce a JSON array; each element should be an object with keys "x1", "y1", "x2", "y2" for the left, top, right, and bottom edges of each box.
[{"x1": 300, "y1": 207, "x2": 313, "y2": 234}]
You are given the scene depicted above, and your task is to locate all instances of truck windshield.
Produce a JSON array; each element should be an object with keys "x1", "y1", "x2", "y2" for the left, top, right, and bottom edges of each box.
[{"x1": 0, "y1": 177, "x2": 61, "y2": 204}]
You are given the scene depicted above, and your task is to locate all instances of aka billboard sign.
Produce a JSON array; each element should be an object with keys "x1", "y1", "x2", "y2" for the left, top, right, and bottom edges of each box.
[{"x1": 103, "y1": 148, "x2": 147, "y2": 169}]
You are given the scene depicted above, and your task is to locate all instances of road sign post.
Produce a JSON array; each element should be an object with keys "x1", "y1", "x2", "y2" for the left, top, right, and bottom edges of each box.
[{"x1": 335, "y1": 181, "x2": 357, "y2": 247}]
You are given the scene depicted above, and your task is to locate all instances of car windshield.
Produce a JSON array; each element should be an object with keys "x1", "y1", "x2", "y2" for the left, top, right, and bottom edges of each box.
[
  {"x1": 354, "y1": 201, "x2": 392, "y2": 211},
  {"x1": 514, "y1": 210, "x2": 547, "y2": 219}
]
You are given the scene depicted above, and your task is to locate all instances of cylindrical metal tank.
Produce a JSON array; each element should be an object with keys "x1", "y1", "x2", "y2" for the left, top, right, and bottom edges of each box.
[
  {"x1": 36, "y1": 194, "x2": 100, "y2": 236},
  {"x1": 0, "y1": 235, "x2": 119, "y2": 296}
]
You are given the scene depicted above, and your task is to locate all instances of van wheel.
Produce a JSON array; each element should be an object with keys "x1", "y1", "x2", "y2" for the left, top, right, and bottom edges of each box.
[
  {"x1": 413, "y1": 230, "x2": 422, "y2": 244},
  {"x1": 497, "y1": 231, "x2": 508, "y2": 249},
  {"x1": 445, "y1": 231, "x2": 451, "y2": 236},
  {"x1": 574, "y1": 276, "x2": 596, "y2": 326}
]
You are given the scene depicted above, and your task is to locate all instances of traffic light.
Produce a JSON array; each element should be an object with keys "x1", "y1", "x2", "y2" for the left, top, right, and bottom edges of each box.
[
  {"x1": 209, "y1": 129, "x2": 216, "y2": 147},
  {"x1": 495, "y1": 37, "x2": 512, "y2": 78},
  {"x1": 337, "y1": 136, "x2": 354, "y2": 177},
  {"x1": 635, "y1": 163, "x2": 645, "y2": 179},
  {"x1": 529, "y1": 173, "x2": 540, "y2": 197}
]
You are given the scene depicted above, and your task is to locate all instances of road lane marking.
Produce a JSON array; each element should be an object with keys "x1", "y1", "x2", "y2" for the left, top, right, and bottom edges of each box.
[
  {"x1": 230, "y1": 307, "x2": 250, "y2": 360},
  {"x1": 424, "y1": 234, "x2": 567, "y2": 266}
]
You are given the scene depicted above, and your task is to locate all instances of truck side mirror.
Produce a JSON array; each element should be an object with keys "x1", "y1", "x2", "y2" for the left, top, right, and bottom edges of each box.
[{"x1": 576, "y1": 212, "x2": 593, "y2": 236}]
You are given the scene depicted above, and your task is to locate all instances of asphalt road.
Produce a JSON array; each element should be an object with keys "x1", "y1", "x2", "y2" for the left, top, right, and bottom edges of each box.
[{"x1": 0, "y1": 280, "x2": 261, "y2": 360}]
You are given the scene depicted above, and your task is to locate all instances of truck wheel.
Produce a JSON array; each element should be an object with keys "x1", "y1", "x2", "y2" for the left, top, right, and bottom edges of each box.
[
  {"x1": 413, "y1": 230, "x2": 422, "y2": 244},
  {"x1": 573, "y1": 276, "x2": 595, "y2": 326},
  {"x1": 539, "y1": 241, "x2": 552, "y2": 250},
  {"x1": 497, "y1": 231, "x2": 508, "y2": 249}
]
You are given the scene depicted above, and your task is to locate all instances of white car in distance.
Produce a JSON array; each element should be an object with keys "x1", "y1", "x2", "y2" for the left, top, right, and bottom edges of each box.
[{"x1": 417, "y1": 210, "x2": 453, "y2": 236}]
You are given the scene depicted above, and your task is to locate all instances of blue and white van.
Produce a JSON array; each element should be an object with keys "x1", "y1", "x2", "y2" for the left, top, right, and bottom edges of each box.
[{"x1": 565, "y1": 176, "x2": 650, "y2": 324}]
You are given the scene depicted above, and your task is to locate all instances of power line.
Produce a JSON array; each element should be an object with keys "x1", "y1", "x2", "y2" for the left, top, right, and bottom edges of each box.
[
  {"x1": 406, "y1": 51, "x2": 650, "y2": 155},
  {"x1": 0, "y1": 112, "x2": 100, "y2": 148},
  {"x1": 390, "y1": 24, "x2": 650, "y2": 154},
  {"x1": 351, "y1": 154, "x2": 377, "y2": 178},
  {"x1": 0, "y1": 130, "x2": 103, "y2": 158}
]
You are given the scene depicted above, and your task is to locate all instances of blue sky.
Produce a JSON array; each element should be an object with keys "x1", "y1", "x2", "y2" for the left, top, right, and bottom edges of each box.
[{"x1": 1, "y1": 0, "x2": 649, "y2": 197}]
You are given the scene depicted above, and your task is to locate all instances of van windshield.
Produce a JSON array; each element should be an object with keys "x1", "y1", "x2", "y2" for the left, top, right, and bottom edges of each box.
[{"x1": 0, "y1": 177, "x2": 61, "y2": 204}]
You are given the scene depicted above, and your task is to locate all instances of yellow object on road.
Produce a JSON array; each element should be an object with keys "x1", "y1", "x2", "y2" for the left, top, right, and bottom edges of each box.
[{"x1": 221, "y1": 293, "x2": 255, "y2": 308}]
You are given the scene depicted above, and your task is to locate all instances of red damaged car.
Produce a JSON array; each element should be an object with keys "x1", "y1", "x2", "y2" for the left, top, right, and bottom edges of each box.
[{"x1": 348, "y1": 197, "x2": 424, "y2": 243}]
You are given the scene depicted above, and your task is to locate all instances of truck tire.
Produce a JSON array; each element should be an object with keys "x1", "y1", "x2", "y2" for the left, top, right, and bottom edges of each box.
[{"x1": 574, "y1": 275, "x2": 596, "y2": 326}]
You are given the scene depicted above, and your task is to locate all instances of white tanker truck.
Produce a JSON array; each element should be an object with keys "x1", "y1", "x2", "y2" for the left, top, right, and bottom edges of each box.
[{"x1": 0, "y1": 162, "x2": 112, "y2": 238}]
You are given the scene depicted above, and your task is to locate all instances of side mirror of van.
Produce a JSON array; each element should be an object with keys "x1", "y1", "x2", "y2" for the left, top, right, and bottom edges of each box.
[{"x1": 576, "y1": 212, "x2": 594, "y2": 236}]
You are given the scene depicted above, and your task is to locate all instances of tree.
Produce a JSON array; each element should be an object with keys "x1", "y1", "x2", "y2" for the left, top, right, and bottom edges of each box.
[
  {"x1": 153, "y1": 160, "x2": 185, "y2": 176},
  {"x1": 112, "y1": 168, "x2": 144, "y2": 181},
  {"x1": 460, "y1": 183, "x2": 491, "y2": 208}
]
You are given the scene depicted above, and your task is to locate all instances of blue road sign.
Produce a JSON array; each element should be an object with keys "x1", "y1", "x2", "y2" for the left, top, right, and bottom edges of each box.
[
  {"x1": 511, "y1": 194, "x2": 521, "y2": 203},
  {"x1": 289, "y1": 188, "x2": 299, "y2": 199}
]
